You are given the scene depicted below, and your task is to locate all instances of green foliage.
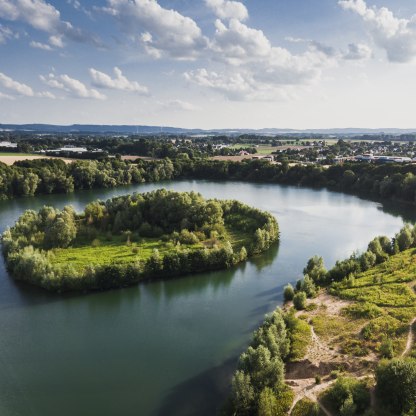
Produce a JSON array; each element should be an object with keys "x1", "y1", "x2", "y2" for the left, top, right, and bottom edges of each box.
[
  {"x1": 229, "y1": 307, "x2": 292, "y2": 415},
  {"x1": 303, "y1": 256, "x2": 327, "y2": 284},
  {"x1": 293, "y1": 292, "x2": 307, "y2": 310},
  {"x1": 324, "y1": 377, "x2": 371, "y2": 415},
  {"x1": 284, "y1": 310, "x2": 312, "y2": 361},
  {"x1": 284, "y1": 283, "x2": 295, "y2": 301},
  {"x1": 2, "y1": 190, "x2": 279, "y2": 292},
  {"x1": 376, "y1": 358, "x2": 416, "y2": 415},
  {"x1": 297, "y1": 275, "x2": 317, "y2": 298},
  {"x1": 379, "y1": 338, "x2": 394, "y2": 359},
  {"x1": 257, "y1": 387, "x2": 294, "y2": 416},
  {"x1": 343, "y1": 303, "x2": 384, "y2": 319},
  {"x1": 291, "y1": 398, "x2": 320, "y2": 416}
]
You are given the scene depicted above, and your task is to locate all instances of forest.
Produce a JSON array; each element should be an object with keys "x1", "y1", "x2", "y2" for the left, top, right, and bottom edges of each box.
[
  {"x1": 1, "y1": 189, "x2": 278, "y2": 292},
  {"x1": 1, "y1": 157, "x2": 416, "y2": 208}
]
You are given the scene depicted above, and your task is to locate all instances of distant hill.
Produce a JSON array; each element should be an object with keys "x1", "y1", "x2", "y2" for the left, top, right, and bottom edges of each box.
[{"x1": 1, "y1": 123, "x2": 416, "y2": 137}]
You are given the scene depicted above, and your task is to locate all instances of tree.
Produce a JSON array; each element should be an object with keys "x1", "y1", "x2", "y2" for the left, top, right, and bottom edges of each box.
[
  {"x1": 44, "y1": 206, "x2": 77, "y2": 248},
  {"x1": 376, "y1": 358, "x2": 416, "y2": 415},
  {"x1": 231, "y1": 371, "x2": 255, "y2": 415},
  {"x1": 396, "y1": 225, "x2": 414, "y2": 252},
  {"x1": 293, "y1": 292, "x2": 307, "y2": 310},
  {"x1": 283, "y1": 284, "x2": 295, "y2": 301},
  {"x1": 303, "y1": 256, "x2": 327, "y2": 284}
]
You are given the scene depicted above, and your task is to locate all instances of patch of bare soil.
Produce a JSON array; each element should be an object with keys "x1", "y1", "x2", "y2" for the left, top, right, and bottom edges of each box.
[{"x1": 0, "y1": 155, "x2": 74, "y2": 165}]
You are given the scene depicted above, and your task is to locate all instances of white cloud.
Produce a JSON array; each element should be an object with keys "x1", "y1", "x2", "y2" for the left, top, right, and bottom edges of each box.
[
  {"x1": 0, "y1": 0, "x2": 101, "y2": 48},
  {"x1": 103, "y1": 0, "x2": 207, "y2": 59},
  {"x1": 184, "y1": 69, "x2": 254, "y2": 100},
  {"x1": 0, "y1": 24, "x2": 18, "y2": 44},
  {"x1": 184, "y1": 68, "x2": 299, "y2": 102},
  {"x1": 0, "y1": 72, "x2": 34, "y2": 96},
  {"x1": 343, "y1": 42, "x2": 372, "y2": 60},
  {"x1": 0, "y1": 91, "x2": 14, "y2": 100},
  {"x1": 30, "y1": 40, "x2": 53, "y2": 50},
  {"x1": 40, "y1": 73, "x2": 106, "y2": 99},
  {"x1": 89, "y1": 67, "x2": 149, "y2": 95},
  {"x1": 211, "y1": 19, "x2": 271, "y2": 65},
  {"x1": 161, "y1": 99, "x2": 200, "y2": 111},
  {"x1": 205, "y1": 0, "x2": 248, "y2": 21},
  {"x1": 36, "y1": 91, "x2": 56, "y2": 99},
  {"x1": 339, "y1": 0, "x2": 416, "y2": 62}
]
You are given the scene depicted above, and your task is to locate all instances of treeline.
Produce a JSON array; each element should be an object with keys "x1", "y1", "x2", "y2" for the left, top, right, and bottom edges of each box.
[
  {"x1": 293, "y1": 223, "x2": 416, "y2": 289},
  {"x1": 175, "y1": 159, "x2": 416, "y2": 205},
  {"x1": 0, "y1": 158, "x2": 175, "y2": 199},
  {"x1": 2, "y1": 157, "x2": 416, "y2": 206},
  {"x1": 2, "y1": 190, "x2": 278, "y2": 291}
]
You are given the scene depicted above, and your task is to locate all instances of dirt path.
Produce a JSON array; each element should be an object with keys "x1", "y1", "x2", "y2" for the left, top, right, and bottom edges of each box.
[
  {"x1": 288, "y1": 378, "x2": 336, "y2": 414},
  {"x1": 402, "y1": 317, "x2": 416, "y2": 357}
]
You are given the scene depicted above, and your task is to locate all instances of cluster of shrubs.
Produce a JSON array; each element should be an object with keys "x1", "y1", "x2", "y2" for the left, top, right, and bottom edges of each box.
[
  {"x1": 283, "y1": 258, "x2": 321, "y2": 310},
  {"x1": 323, "y1": 376, "x2": 371, "y2": 416},
  {"x1": 227, "y1": 309, "x2": 294, "y2": 416},
  {"x1": 2, "y1": 190, "x2": 279, "y2": 292},
  {"x1": 282, "y1": 224, "x2": 416, "y2": 298}
]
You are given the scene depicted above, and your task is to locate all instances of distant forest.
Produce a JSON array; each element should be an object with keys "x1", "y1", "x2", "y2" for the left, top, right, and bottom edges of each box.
[{"x1": 1, "y1": 157, "x2": 416, "y2": 207}]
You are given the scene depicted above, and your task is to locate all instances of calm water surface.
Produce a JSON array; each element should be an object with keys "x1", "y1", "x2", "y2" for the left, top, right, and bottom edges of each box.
[{"x1": 0, "y1": 181, "x2": 414, "y2": 416}]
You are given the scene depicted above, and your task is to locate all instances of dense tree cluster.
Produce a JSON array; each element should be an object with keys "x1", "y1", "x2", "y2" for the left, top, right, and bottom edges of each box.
[
  {"x1": 376, "y1": 358, "x2": 416, "y2": 415},
  {"x1": 3, "y1": 157, "x2": 416, "y2": 209},
  {"x1": 324, "y1": 377, "x2": 371, "y2": 415},
  {"x1": 0, "y1": 158, "x2": 175, "y2": 199},
  {"x1": 228, "y1": 309, "x2": 294, "y2": 416},
  {"x1": 175, "y1": 159, "x2": 416, "y2": 205},
  {"x1": 2, "y1": 190, "x2": 278, "y2": 292}
]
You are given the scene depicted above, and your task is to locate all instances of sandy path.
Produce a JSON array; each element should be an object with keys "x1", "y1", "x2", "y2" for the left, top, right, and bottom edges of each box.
[
  {"x1": 402, "y1": 317, "x2": 416, "y2": 357},
  {"x1": 288, "y1": 378, "x2": 336, "y2": 415}
]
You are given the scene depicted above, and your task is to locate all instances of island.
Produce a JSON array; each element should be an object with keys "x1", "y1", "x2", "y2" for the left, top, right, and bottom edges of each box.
[{"x1": 1, "y1": 189, "x2": 279, "y2": 292}]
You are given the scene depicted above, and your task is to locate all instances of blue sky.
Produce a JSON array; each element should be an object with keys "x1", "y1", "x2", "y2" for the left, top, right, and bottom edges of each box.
[{"x1": 1, "y1": 0, "x2": 416, "y2": 129}]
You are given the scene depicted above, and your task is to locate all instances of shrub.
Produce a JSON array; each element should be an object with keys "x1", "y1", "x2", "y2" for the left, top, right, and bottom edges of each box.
[
  {"x1": 284, "y1": 284, "x2": 295, "y2": 301},
  {"x1": 376, "y1": 358, "x2": 416, "y2": 415},
  {"x1": 379, "y1": 338, "x2": 394, "y2": 359},
  {"x1": 293, "y1": 292, "x2": 307, "y2": 310},
  {"x1": 291, "y1": 398, "x2": 319, "y2": 416},
  {"x1": 325, "y1": 377, "x2": 371, "y2": 414}
]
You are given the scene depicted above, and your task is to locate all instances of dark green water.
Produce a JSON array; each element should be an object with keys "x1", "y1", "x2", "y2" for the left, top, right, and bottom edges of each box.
[{"x1": 0, "y1": 181, "x2": 413, "y2": 416}]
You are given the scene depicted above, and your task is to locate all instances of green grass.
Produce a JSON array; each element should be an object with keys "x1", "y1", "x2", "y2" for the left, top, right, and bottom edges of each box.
[
  {"x1": 330, "y1": 249, "x2": 416, "y2": 357},
  {"x1": 50, "y1": 226, "x2": 251, "y2": 272},
  {"x1": 51, "y1": 235, "x2": 189, "y2": 270},
  {"x1": 288, "y1": 315, "x2": 312, "y2": 361}
]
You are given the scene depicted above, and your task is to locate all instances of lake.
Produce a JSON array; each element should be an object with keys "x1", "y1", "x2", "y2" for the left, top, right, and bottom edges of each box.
[{"x1": 0, "y1": 180, "x2": 413, "y2": 416}]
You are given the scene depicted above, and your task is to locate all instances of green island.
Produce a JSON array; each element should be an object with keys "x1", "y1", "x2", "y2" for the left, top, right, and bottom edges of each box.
[
  {"x1": 225, "y1": 224, "x2": 416, "y2": 416},
  {"x1": 1, "y1": 189, "x2": 278, "y2": 292}
]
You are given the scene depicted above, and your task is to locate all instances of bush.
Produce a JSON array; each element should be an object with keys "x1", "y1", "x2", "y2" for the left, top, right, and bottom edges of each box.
[
  {"x1": 325, "y1": 377, "x2": 371, "y2": 414},
  {"x1": 291, "y1": 398, "x2": 320, "y2": 416},
  {"x1": 376, "y1": 358, "x2": 416, "y2": 415},
  {"x1": 293, "y1": 292, "x2": 307, "y2": 310},
  {"x1": 284, "y1": 284, "x2": 295, "y2": 301}
]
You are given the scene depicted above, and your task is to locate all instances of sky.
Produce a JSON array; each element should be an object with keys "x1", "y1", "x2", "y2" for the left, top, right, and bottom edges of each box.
[{"x1": 1, "y1": 0, "x2": 416, "y2": 129}]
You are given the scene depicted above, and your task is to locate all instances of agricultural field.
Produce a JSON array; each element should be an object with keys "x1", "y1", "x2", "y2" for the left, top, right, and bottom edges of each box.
[{"x1": 0, "y1": 154, "x2": 74, "y2": 165}]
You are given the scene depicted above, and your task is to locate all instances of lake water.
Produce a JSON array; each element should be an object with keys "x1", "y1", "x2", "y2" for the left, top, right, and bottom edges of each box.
[{"x1": 0, "y1": 180, "x2": 413, "y2": 416}]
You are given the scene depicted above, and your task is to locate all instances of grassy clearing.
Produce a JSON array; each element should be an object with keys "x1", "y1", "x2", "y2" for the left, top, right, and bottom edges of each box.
[
  {"x1": 328, "y1": 249, "x2": 416, "y2": 358},
  {"x1": 51, "y1": 226, "x2": 250, "y2": 272}
]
